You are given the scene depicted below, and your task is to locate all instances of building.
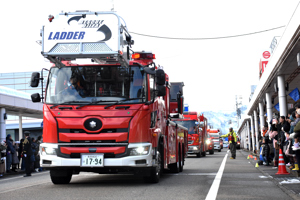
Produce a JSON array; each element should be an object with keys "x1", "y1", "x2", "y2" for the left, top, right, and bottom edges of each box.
[{"x1": 0, "y1": 71, "x2": 47, "y2": 141}]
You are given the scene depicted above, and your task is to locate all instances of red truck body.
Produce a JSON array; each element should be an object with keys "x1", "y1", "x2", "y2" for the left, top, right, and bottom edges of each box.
[{"x1": 31, "y1": 11, "x2": 188, "y2": 184}]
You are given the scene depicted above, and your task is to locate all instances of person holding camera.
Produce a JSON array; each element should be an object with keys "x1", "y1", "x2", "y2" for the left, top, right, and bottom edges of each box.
[{"x1": 221, "y1": 127, "x2": 237, "y2": 159}]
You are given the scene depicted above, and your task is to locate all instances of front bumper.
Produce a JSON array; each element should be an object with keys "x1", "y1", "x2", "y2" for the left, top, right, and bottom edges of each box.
[
  {"x1": 188, "y1": 145, "x2": 200, "y2": 154},
  {"x1": 40, "y1": 143, "x2": 154, "y2": 168},
  {"x1": 214, "y1": 144, "x2": 221, "y2": 150}
]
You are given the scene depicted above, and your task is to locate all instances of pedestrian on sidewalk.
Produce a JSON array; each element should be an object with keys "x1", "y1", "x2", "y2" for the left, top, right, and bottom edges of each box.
[
  {"x1": 0, "y1": 141, "x2": 7, "y2": 177},
  {"x1": 23, "y1": 131, "x2": 33, "y2": 177},
  {"x1": 18, "y1": 139, "x2": 25, "y2": 170},
  {"x1": 269, "y1": 120, "x2": 279, "y2": 167},
  {"x1": 36, "y1": 136, "x2": 42, "y2": 172},
  {"x1": 221, "y1": 127, "x2": 237, "y2": 159},
  {"x1": 11, "y1": 140, "x2": 19, "y2": 172},
  {"x1": 5, "y1": 134, "x2": 15, "y2": 173}
]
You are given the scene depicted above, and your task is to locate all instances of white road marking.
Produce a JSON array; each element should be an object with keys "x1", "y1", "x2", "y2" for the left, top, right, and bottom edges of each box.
[
  {"x1": 0, "y1": 171, "x2": 49, "y2": 182},
  {"x1": 205, "y1": 152, "x2": 228, "y2": 200},
  {"x1": 169, "y1": 173, "x2": 217, "y2": 176}
]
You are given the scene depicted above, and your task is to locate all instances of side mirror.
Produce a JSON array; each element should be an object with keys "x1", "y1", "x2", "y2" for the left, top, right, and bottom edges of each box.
[
  {"x1": 144, "y1": 67, "x2": 156, "y2": 75},
  {"x1": 156, "y1": 69, "x2": 165, "y2": 85},
  {"x1": 31, "y1": 93, "x2": 41, "y2": 102},
  {"x1": 157, "y1": 85, "x2": 166, "y2": 96},
  {"x1": 30, "y1": 72, "x2": 40, "y2": 87}
]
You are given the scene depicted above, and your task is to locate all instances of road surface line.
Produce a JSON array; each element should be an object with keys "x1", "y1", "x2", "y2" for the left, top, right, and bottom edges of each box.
[
  {"x1": 0, "y1": 180, "x2": 50, "y2": 194},
  {"x1": 0, "y1": 171, "x2": 49, "y2": 182},
  {"x1": 168, "y1": 173, "x2": 217, "y2": 176},
  {"x1": 205, "y1": 152, "x2": 228, "y2": 200}
]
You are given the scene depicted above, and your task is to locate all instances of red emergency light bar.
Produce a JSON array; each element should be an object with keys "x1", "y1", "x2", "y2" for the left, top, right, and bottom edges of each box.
[{"x1": 132, "y1": 53, "x2": 155, "y2": 60}]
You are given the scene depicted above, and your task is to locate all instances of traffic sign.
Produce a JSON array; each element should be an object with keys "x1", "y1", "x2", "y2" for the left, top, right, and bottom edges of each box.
[{"x1": 262, "y1": 51, "x2": 270, "y2": 59}]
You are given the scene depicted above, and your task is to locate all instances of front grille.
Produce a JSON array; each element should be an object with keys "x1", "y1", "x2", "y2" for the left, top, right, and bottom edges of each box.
[
  {"x1": 188, "y1": 140, "x2": 193, "y2": 145},
  {"x1": 59, "y1": 128, "x2": 128, "y2": 134}
]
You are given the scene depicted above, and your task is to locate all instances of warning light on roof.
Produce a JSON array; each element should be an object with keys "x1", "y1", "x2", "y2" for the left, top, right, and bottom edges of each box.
[{"x1": 131, "y1": 53, "x2": 155, "y2": 60}]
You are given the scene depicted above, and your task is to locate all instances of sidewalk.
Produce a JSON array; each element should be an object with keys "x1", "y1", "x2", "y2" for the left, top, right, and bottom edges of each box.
[{"x1": 240, "y1": 149, "x2": 300, "y2": 199}]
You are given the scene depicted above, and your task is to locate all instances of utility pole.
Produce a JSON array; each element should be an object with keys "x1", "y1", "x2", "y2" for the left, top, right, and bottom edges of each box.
[
  {"x1": 111, "y1": 0, "x2": 115, "y2": 11},
  {"x1": 235, "y1": 95, "x2": 242, "y2": 129}
]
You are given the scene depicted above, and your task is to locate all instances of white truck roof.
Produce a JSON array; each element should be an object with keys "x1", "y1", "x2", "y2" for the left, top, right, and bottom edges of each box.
[{"x1": 40, "y1": 11, "x2": 133, "y2": 67}]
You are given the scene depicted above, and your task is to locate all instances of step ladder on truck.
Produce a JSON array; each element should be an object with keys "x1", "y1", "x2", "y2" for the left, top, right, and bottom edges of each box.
[{"x1": 30, "y1": 11, "x2": 188, "y2": 184}]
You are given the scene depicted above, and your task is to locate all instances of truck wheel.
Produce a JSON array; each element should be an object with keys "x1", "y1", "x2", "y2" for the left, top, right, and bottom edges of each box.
[
  {"x1": 201, "y1": 151, "x2": 206, "y2": 157},
  {"x1": 209, "y1": 150, "x2": 214, "y2": 155},
  {"x1": 169, "y1": 147, "x2": 180, "y2": 173},
  {"x1": 50, "y1": 169, "x2": 72, "y2": 184},
  {"x1": 144, "y1": 145, "x2": 163, "y2": 183},
  {"x1": 218, "y1": 149, "x2": 221, "y2": 152},
  {"x1": 196, "y1": 152, "x2": 201, "y2": 157},
  {"x1": 182, "y1": 144, "x2": 185, "y2": 166},
  {"x1": 179, "y1": 145, "x2": 183, "y2": 172}
]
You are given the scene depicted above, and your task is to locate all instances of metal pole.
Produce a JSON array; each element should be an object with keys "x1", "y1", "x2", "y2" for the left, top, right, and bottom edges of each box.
[
  {"x1": 259, "y1": 102, "x2": 265, "y2": 136},
  {"x1": 247, "y1": 120, "x2": 251, "y2": 150},
  {"x1": 266, "y1": 92, "x2": 273, "y2": 123},
  {"x1": 277, "y1": 75, "x2": 287, "y2": 116},
  {"x1": 19, "y1": 115, "x2": 23, "y2": 141},
  {"x1": 250, "y1": 114, "x2": 255, "y2": 152},
  {"x1": 253, "y1": 110, "x2": 260, "y2": 153}
]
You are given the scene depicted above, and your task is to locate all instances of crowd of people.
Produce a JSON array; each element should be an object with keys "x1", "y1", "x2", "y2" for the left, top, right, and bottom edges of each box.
[
  {"x1": 0, "y1": 131, "x2": 43, "y2": 177},
  {"x1": 259, "y1": 103, "x2": 300, "y2": 172}
]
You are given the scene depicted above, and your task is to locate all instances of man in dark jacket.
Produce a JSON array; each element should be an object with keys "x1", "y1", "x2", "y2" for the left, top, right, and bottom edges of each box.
[
  {"x1": 23, "y1": 131, "x2": 33, "y2": 177},
  {"x1": 6, "y1": 134, "x2": 16, "y2": 173},
  {"x1": 276, "y1": 116, "x2": 290, "y2": 147}
]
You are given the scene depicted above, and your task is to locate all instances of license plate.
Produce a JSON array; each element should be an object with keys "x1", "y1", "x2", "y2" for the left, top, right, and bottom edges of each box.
[{"x1": 81, "y1": 154, "x2": 104, "y2": 167}]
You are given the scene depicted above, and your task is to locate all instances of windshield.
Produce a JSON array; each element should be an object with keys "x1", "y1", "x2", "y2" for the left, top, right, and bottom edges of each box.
[
  {"x1": 46, "y1": 65, "x2": 146, "y2": 104},
  {"x1": 175, "y1": 120, "x2": 198, "y2": 134},
  {"x1": 210, "y1": 133, "x2": 219, "y2": 138},
  {"x1": 170, "y1": 83, "x2": 183, "y2": 102}
]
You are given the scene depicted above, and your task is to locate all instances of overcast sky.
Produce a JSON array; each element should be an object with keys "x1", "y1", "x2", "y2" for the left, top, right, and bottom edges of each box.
[{"x1": 1, "y1": 0, "x2": 299, "y2": 113}]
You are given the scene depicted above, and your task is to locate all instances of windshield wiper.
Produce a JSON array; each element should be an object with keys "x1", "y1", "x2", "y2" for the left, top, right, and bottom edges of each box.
[
  {"x1": 76, "y1": 100, "x2": 118, "y2": 109},
  {"x1": 50, "y1": 100, "x2": 91, "y2": 109},
  {"x1": 104, "y1": 98, "x2": 144, "y2": 109}
]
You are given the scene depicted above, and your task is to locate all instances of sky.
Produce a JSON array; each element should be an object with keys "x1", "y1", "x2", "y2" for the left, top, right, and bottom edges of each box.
[{"x1": 1, "y1": 0, "x2": 299, "y2": 113}]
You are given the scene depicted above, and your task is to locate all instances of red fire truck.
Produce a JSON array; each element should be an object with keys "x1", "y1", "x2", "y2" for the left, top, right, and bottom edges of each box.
[
  {"x1": 173, "y1": 112, "x2": 208, "y2": 157},
  {"x1": 30, "y1": 11, "x2": 187, "y2": 184},
  {"x1": 208, "y1": 129, "x2": 222, "y2": 152}
]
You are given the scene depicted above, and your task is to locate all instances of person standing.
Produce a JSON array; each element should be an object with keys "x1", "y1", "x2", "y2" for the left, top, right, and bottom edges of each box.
[
  {"x1": 18, "y1": 139, "x2": 25, "y2": 170},
  {"x1": 23, "y1": 131, "x2": 33, "y2": 177},
  {"x1": 0, "y1": 141, "x2": 7, "y2": 177},
  {"x1": 5, "y1": 134, "x2": 15, "y2": 173},
  {"x1": 221, "y1": 127, "x2": 237, "y2": 159},
  {"x1": 11, "y1": 140, "x2": 19, "y2": 172}
]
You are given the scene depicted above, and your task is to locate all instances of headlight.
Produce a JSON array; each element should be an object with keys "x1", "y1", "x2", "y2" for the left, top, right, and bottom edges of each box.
[
  {"x1": 206, "y1": 140, "x2": 211, "y2": 144},
  {"x1": 41, "y1": 147, "x2": 57, "y2": 155},
  {"x1": 193, "y1": 146, "x2": 198, "y2": 151},
  {"x1": 130, "y1": 146, "x2": 150, "y2": 156}
]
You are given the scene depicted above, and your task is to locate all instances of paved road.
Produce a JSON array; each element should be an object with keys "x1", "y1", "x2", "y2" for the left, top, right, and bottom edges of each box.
[{"x1": 0, "y1": 150, "x2": 295, "y2": 200}]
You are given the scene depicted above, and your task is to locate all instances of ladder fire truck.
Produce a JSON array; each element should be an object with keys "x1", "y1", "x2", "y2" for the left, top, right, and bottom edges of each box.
[{"x1": 30, "y1": 11, "x2": 187, "y2": 184}]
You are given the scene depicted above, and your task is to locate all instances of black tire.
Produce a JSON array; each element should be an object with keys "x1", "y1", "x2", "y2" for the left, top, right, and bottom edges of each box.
[
  {"x1": 209, "y1": 150, "x2": 214, "y2": 155},
  {"x1": 144, "y1": 144, "x2": 163, "y2": 183},
  {"x1": 170, "y1": 145, "x2": 180, "y2": 173},
  {"x1": 50, "y1": 169, "x2": 72, "y2": 184},
  {"x1": 196, "y1": 152, "x2": 201, "y2": 157},
  {"x1": 182, "y1": 144, "x2": 185, "y2": 166},
  {"x1": 218, "y1": 149, "x2": 221, "y2": 152},
  {"x1": 179, "y1": 145, "x2": 183, "y2": 172},
  {"x1": 201, "y1": 151, "x2": 206, "y2": 157}
]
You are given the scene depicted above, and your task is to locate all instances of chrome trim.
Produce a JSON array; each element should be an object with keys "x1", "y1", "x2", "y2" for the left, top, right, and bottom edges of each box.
[{"x1": 57, "y1": 143, "x2": 128, "y2": 146}]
